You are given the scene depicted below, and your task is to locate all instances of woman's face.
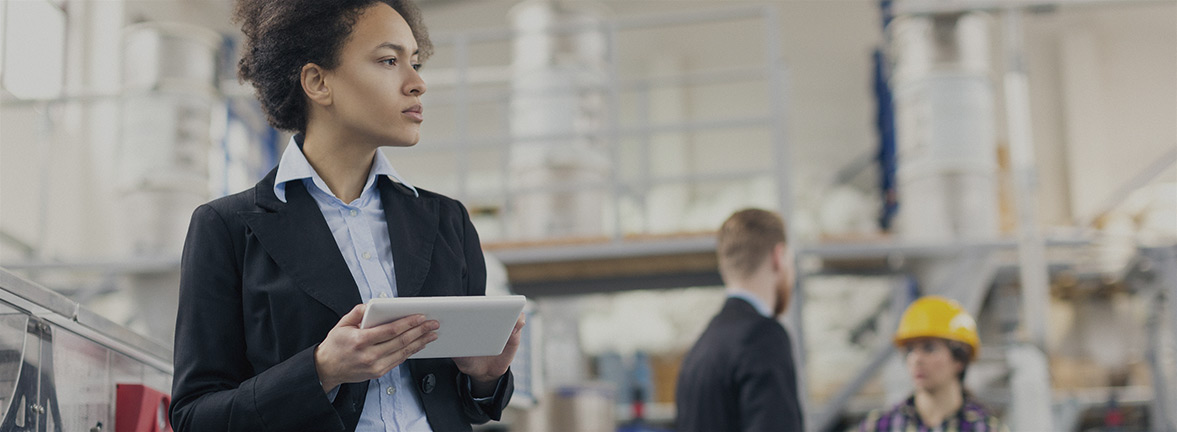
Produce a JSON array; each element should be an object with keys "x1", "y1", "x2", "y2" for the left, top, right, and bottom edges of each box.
[
  {"x1": 903, "y1": 338, "x2": 964, "y2": 393},
  {"x1": 323, "y1": 2, "x2": 426, "y2": 147}
]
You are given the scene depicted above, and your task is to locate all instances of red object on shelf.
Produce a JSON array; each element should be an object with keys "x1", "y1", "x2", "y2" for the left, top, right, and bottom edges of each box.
[{"x1": 116, "y1": 384, "x2": 173, "y2": 432}]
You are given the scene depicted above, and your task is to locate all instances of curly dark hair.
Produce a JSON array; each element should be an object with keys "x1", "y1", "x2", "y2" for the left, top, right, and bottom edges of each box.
[{"x1": 233, "y1": 0, "x2": 433, "y2": 133}]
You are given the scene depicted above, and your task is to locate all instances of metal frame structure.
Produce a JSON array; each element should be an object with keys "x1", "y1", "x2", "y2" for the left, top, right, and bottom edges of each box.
[
  {"x1": 1134, "y1": 246, "x2": 1177, "y2": 432},
  {"x1": 0, "y1": 269, "x2": 171, "y2": 373},
  {"x1": 795, "y1": 238, "x2": 1089, "y2": 431},
  {"x1": 411, "y1": 5, "x2": 791, "y2": 246},
  {"x1": 797, "y1": 0, "x2": 1176, "y2": 429},
  {"x1": 0, "y1": 267, "x2": 172, "y2": 430}
]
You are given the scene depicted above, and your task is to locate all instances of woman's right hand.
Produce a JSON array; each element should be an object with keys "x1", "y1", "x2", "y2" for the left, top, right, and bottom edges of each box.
[{"x1": 313, "y1": 304, "x2": 439, "y2": 392}]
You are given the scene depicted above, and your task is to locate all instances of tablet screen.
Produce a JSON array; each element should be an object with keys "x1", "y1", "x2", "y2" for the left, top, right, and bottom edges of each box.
[{"x1": 360, "y1": 295, "x2": 526, "y2": 359}]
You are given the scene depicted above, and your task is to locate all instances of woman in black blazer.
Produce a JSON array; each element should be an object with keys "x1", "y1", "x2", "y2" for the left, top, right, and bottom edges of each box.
[{"x1": 169, "y1": 1, "x2": 521, "y2": 430}]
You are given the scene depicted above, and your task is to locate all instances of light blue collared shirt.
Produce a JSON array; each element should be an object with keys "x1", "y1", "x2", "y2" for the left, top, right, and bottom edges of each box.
[
  {"x1": 726, "y1": 291, "x2": 773, "y2": 319},
  {"x1": 274, "y1": 135, "x2": 429, "y2": 432}
]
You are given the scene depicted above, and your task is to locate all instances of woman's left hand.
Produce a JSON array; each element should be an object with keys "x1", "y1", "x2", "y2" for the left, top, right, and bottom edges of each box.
[{"x1": 453, "y1": 313, "x2": 525, "y2": 397}]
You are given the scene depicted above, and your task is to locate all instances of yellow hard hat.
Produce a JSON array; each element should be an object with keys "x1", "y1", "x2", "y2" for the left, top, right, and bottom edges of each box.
[{"x1": 893, "y1": 296, "x2": 980, "y2": 360}]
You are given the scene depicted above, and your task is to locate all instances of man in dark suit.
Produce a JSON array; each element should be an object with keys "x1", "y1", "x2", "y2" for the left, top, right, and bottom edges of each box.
[
  {"x1": 675, "y1": 208, "x2": 804, "y2": 431},
  {"x1": 170, "y1": 1, "x2": 520, "y2": 431}
]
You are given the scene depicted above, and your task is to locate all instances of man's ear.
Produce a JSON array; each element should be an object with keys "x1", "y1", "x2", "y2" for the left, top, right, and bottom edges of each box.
[
  {"x1": 301, "y1": 63, "x2": 332, "y2": 107},
  {"x1": 772, "y1": 243, "x2": 787, "y2": 272}
]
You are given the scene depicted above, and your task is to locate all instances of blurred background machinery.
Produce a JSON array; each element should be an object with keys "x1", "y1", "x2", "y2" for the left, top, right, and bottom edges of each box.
[{"x1": 0, "y1": 0, "x2": 1174, "y2": 430}]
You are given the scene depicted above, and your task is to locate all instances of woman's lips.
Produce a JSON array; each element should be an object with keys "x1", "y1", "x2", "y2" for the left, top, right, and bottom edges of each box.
[{"x1": 403, "y1": 105, "x2": 423, "y2": 122}]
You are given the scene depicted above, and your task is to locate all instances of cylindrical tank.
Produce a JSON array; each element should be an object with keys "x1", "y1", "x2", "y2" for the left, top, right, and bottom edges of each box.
[
  {"x1": 507, "y1": 0, "x2": 611, "y2": 240},
  {"x1": 889, "y1": 13, "x2": 1000, "y2": 241},
  {"x1": 119, "y1": 22, "x2": 222, "y2": 342}
]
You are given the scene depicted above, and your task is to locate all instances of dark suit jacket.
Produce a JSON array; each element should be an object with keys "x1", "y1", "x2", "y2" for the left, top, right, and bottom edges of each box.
[
  {"x1": 675, "y1": 297, "x2": 803, "y2": 431},
  {"x1": 170, "y1": 169, "x2": 513, "y2": 432}
]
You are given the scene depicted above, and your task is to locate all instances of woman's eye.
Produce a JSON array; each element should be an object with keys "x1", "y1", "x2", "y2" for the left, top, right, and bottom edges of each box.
[
  {"x1": 412, "y1": 63, "x2": 421, "y2": 71},
  {"x1": 382, "y1": 58, "x2": 397, "y2": 66}
]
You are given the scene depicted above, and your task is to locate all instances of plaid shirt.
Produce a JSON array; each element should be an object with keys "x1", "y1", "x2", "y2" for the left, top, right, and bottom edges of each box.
[{"x1": 857, "y1": 396, "x2": 1009, "y2": 432}]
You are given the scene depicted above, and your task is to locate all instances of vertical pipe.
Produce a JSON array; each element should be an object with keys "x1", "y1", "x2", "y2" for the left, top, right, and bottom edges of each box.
[
  {"x1": 1160, "y1": 246, "x2": 1177, "y2": 432},
  {"x1": 792, "y1": 253, "x2": 812, "y2": 432},
  {"x1": 1170, "y1": 248, "x2": 1177, "y2": 431},
  {"x1": 1002, "y1": 8, "x2": 1054, "y2": 432},
  {"x1": 1145, "y1": 288, "x2": 1169, "y2": 432},
  {"x1": 606, "y1": 22, "x2": 623, "y2": 241},
  {"x1": 761, "y1": 4, "x2": 806, "y2": 425},
  {"x1": 638, "y1": 83, "x2": 651, "y2": 231},
  {"x1": 1003, "y1": 8, "x2": 1050, "y2": 352},
  {"x1": 455, "y1": 35, "x2": 470, "y2": 203},
  {"x1": 764, "y1": 6, "x2": 793, "y2": 224},
  {"x1": 35, "y1": 101, "x2": 53, "y2": 260},
  {"x1": 500, "y1": 93, "x2": 514, "y2": 239}
]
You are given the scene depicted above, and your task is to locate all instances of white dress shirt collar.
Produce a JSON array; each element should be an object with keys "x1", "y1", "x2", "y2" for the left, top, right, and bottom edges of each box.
[
  {"x1": 726, "y1": 290, "x2": 773, "y2": 319},
  {"x1": 273, "y1": 134, "x2": 418, "y2": 203}
]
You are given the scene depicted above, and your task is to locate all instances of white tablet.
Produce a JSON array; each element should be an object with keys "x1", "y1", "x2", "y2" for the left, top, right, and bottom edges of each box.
[{"x1": 360, "y1": 295, "x2": 526, "y2": 359}]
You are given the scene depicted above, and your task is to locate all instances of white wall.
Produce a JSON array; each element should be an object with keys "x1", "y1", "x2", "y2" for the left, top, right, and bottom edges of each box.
[{"x1": 1023, "y1": 3, "x2": 1177, "y2": 226}]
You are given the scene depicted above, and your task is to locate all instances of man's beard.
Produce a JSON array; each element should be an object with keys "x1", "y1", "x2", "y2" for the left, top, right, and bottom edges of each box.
[{"x1": 773, "y1": 280, "x2": 790, "y2": 317}]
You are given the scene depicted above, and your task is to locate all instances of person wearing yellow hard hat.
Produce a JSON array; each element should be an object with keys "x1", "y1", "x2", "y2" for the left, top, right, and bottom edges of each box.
[{"x1": 857, "y1": 296, "x2": 1009, "y2": 432}]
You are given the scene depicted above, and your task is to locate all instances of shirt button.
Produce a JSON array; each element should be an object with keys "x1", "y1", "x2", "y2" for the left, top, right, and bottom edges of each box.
[
  {"x1": 362, "y1": 251, "x2": 372, "y2": 260},
  {"x1": 379, "y1": 292, "x2": 389, "y2": 298},
  {"x1": 386, "y1": 386, "x2": 396, "y2": 396},
  {"x1": 349, "y1": 209, "x2": 358, "y2": 217}
]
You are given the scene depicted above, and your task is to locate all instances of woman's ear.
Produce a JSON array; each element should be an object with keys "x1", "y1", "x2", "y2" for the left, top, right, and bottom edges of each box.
[{"x1": 301, "y1": 63, "x2": 332, "y2": 107}]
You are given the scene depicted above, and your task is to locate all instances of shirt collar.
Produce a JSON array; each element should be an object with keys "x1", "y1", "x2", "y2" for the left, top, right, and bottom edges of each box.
[
  {"x1": 726, "y1": 291, "x2": 773, "y2": 318},
  {"x1": 273, "y1": 134, "x2": 418, "y2": 203},
  {"x1": 898, "y1": 395, "x2": 985, "y2": 425}
]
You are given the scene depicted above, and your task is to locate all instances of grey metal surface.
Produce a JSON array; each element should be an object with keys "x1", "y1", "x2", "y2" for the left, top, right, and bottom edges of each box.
[
  {"x1": 0, "y1": 267, "x2": 172, "y2": 373},
  {"x1": 798, "y1": 237, "x2": 1088, "y2": 260},
  {"x1": 893, "y1": 0, "x2": 1175, "y2": 16},
  {"x1": 1168, "y1": 247, "x2": 1177, "y2": 431},
  {"x1": 0, "y1": 257, "x2": 180, "y2": 275},
  {"x1": 491, "y1": 236, "x2": 716, "y2": 265},
  {"x1": 1138, "y1": 245, "x2": 1177, "y2": 432}
]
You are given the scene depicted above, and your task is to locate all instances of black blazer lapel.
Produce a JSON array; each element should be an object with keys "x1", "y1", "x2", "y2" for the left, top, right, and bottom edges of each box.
[
  {"x1": 378, "y1": 176, "x2": 437, "y2": 298},
  {"x1": 240, "y1": 171, "x2": 361, "y2": 317}
]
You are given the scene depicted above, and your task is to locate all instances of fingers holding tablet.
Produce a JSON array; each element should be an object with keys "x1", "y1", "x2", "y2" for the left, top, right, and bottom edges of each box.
[
  {"x1": 314, "y1": 305, "x2": 441, "y2": 392},
  {"x1": 371, "y1": 314, "x2": 440, "y2": 360}
]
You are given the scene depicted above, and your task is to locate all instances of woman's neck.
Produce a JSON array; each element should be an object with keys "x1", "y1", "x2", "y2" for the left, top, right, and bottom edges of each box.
[
  {"x1": 913, "y1": 382, "x2": 963, "y2": 427},
  {"x1": 302, "y1": 127, "x2": 378, "y2": 204}
]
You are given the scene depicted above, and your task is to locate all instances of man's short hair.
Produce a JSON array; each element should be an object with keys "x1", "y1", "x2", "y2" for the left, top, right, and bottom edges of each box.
[{"x1": 717, "y1": 208, "x2": 787, "y2": 281}]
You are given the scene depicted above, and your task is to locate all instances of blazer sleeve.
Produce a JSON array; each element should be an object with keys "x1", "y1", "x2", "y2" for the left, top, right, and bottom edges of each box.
[
  {"x1": 453, "y1": 201, "x2": 515, "y2": 423},
  {"x1": 734, "y1": 321, "x2": 804, "y2": 432},
  {"x1": 170, "y1": 204, "x2": 343, "y2": 432}
]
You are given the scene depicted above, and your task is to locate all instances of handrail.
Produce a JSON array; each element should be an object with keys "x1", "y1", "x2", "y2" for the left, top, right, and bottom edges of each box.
[{"x1": 0, "y1": 267, "x2": 172, "y2": 373}]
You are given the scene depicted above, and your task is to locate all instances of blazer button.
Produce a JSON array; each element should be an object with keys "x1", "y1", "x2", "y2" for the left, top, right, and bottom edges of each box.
[{"x1": 420, "y1": 374, "x2": 436, "y2": 394}]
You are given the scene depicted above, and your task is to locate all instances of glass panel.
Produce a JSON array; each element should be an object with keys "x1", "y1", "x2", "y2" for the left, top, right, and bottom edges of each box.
[
  {"x1": 52, "y1": 329, "x2": 111, "y2": 431},
  {"x1": 142, "y1": 367, "x2": 171, "y2": 400},
  {"x1": 0, "y1": 312, "x2": 27, "y2": 423}
]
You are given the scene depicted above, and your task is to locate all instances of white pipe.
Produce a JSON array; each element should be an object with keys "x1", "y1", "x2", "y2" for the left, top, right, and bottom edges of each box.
[{"x1": 1002, "y1": 8, "x2": 1055, "y2": 431}]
